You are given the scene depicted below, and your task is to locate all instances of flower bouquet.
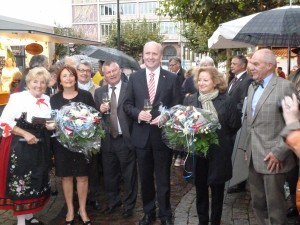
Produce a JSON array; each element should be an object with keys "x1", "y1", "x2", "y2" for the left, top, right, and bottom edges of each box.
[
  {"x1": 55, "y1": 102, "x2": 105, "y2": 161},
  {"x1": 159, "y1": 105, "x2": 220, "y2": 156}
]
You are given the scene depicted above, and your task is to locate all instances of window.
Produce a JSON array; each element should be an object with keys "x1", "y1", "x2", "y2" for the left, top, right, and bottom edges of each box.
[
  {"x1": 160, "y1": 22, "x2": 178, "y2": 34},
  {"x1": 163, "y1": 46, "x2": 177, "y2": 61},
  {"x1": 101, "y1": 24, "x2": 114, "y2": 36},
  {"x1": 139, "y1": 1, "x2": 157, "y2": 14},
  {"x1": 100, "y1": 4, "x2": 116, "y2": 15},
  {"x1": 120, "y1": 3, "x2": 136, "y2": 15}
]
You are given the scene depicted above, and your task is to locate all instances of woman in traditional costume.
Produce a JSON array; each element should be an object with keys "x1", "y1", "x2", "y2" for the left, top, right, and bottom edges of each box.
[{"x1": 0, "y1": 67, "x2": 52, "y2": 225}]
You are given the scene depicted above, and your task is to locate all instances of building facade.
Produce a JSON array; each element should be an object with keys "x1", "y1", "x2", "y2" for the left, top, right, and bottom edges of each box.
[{"x1": 71, "y1": 0, "x2": 194, "y2": 69}]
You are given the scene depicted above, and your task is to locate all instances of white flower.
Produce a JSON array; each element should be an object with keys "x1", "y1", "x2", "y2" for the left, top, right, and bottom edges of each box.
[
  {"x1": 80, "y1": 109, "x2": 88, "y2": 116},
  {"x1": 174, "y1": 110, "x2": 183, "y2": 117},
  {"x1": 193, "y1": 112, "x2": 201, "y2": 119},
  {"x1": 75, "y1": 119, "x2": 84, "y2": 126},
  {"x1": 178, "y1": 114, "x2": 186, "y2": 122},
  {"x1": 183, "y1": 128, "x2": 190, "y2": 135}
]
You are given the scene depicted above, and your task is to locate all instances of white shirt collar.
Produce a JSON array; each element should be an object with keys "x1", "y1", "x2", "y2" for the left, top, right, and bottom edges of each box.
[
  {"x1": 108, "y1": 80, "x2": 122, "y2": 90},
  {"x1": 146, "y1": 67, "x2": 160, "y2": 77},
  {"x1": 235, "y1": 70, "x2": 247, "y2": 79}
]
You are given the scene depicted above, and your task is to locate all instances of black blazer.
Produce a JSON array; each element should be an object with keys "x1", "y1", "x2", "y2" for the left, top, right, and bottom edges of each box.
[
  {"x1": 123, "y1": 68, "x2": 180, "y2": 149},
  {"x1": 182, "y1": 75, "x2": 197, "y2": 97},
  {"x1": 227, "y1": 72, "x2": 253, "y2": 115},
  {"x1": 94, "y1": 82, "x2": 133, "y2": 151},
  {"x1": 184, "y1": 92, "x2": 241, "y2": 184}
]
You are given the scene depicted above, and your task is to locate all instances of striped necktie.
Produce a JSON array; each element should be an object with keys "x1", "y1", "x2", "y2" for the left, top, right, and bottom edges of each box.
[{"x1": 148, "y1": 72, "x2": 155, "y2": 104}]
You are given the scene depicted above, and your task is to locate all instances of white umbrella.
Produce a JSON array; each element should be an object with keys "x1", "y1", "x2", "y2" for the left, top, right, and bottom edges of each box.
[{"x1": 208, "y1": 13, "x2": 258, "y2": 49}]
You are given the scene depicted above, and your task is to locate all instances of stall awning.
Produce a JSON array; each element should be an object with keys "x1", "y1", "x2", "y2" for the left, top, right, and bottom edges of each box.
[{"x1": 0, "y1": 29, "x2": 102, "y2": 46}]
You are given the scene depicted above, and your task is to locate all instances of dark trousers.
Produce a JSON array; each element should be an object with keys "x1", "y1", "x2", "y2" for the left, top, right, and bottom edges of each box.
[
  {"x1": 287, "y1": 153, "x2": 299, "y2": 207},
  {"x1": 136, "y1": 139, "x2": 173, "y2": 221},
  {"x1": 195, "y1": 157, "x2": 225, "y2": 225},
  {"x1": 88, "y1": 153, "x2": 101, "y2": 201},
  {"x1": 102, "y1": 136, "x2": 137, "y2": 210}
]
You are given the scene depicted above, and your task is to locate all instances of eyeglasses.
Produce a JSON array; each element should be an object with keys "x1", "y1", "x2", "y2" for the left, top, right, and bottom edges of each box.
[
  {"x1": 77, "y1": 69, "x2": 91, "y2": 73},
  {"x1": 169, "y1": 64, "x2": 178, "y2": 67}
]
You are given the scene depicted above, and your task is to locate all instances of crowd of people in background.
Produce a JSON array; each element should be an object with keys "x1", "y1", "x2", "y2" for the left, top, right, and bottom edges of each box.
[{"x1": 1, "y1": 42, "x2": 300, "y2": 225}]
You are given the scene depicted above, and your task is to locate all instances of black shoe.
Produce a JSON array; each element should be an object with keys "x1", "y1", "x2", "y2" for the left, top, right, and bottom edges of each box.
[
  {"x1": 78, "y1": 211, "x2": 91, "y2": 225},
  {"x1": 139, "y1": 212, "x2": 156, "y2": 225},
  {"x1": 89, "y1": 200, "x2": 101, "y2": 210},
  {"x1": 25, "y1": 217, "x2": 44, "y2": 225},
  {"x1": 123, "y1": 209, "x2": 134, "y2": 218},
  {"x1": 104, "y1": 201, "x2": 122, "y2": 214},
  {"x1": 161, "y1": 218, "x2": 173, "y2": 225},
  {"x1": 287, "y1": 206, "x2": 299, "y2": 218}
]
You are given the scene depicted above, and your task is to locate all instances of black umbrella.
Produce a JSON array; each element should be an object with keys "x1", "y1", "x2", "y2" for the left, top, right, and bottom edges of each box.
[
  {"x1": 233, "y1": 6, "x2": 300, "y2": 46},
  {"x1": 81, "y1": 46, "x2": 140, "y2": 71},
  {"x1": 233, "y1": 5, "x2": 300, "y2": 72}
]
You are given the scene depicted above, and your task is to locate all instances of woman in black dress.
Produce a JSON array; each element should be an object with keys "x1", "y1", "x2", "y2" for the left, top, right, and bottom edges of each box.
[
  {"x1": 0, "y1": 67, "x2": 52, "y2": 225},
  {"x1": 184, "y1": 66, "x2": 241, "y2": 225},
  {"x1": 50, "y1": 65, "x2": 95, "y2": 225}
]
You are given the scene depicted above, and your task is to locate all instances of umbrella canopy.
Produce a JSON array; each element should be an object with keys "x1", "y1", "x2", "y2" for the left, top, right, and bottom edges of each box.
[
  {"x1": 208, "y1": 13, "x2": 258, "y2": 49},
  {"x1": 56, "y1": 55, "x2": 99, "y2": 73},
  {"x1": 81, "y1": 46, "x2": 140, "y2": 71},
  {"x1": 233, "y1": 5, "x2": 300, "y2": 47}
]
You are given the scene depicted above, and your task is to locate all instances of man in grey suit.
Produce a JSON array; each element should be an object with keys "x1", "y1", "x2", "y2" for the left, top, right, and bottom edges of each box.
[
  {"x1": 238, "y1": 48, "x2": 297, "y2": 225},
  {"x1": 94, "y1": 61, "x2": 137, "y2": 218}
]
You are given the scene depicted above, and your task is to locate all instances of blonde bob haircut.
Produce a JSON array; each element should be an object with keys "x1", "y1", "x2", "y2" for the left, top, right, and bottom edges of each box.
[
  {"x1": 193, "y1": 66, "x2": 227, "y2": 93},
  {"x1": 25, "y1": 67, "x2": 51, "y2": 87}
]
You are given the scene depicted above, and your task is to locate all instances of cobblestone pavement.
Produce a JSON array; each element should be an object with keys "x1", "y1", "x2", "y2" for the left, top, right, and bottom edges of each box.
[{"x1": 1, "y1": 161, "x2": 299, "y2": 225}]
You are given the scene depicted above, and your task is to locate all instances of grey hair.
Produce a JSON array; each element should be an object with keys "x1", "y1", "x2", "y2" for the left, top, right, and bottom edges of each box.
[
  {"x1": 199, "y1": 56, "x2": 215, "y2": 67},
  {"x1": 78, "y1": 60, "x2": 92, "y2": 70}
]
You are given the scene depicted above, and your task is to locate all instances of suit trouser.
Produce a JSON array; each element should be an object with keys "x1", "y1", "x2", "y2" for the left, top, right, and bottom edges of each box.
[
  {"x1": 88, "y1": 153, "x2": 101, "y2": 201},
  {"x1": 195, "y1": 156, "x2": 225, "y2": 225},
  {"x1": 249, "y1": 159, "x2": 287, "y2": 225},
  {"x1": 136, "y1": 140, "x2": 173, "y2": 221},
  {"x1": 102, "y1": 135, "x2": 138, "y2": 210}
]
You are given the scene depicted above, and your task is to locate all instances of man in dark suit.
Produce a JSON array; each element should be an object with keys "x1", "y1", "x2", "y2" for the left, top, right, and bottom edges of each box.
[
  {"x1": 94, "y1": 61, "x2": 137, "y2": 218},
  {"x1": 124, "y1": 41, "x2": 180, "y2": 225},
  {"x1": 238, "y1": 48, "x2": 297, "y2": 225},
  {"x1": 226, "y1": 55, "x2": 253, "y2": 194},
  {"x1": 169, "y1": 57, "x2": 185, "y2": 89},
  {"x1": 168, "y1": 57, "x2": 186, "y2": 166},
  {"x1": 227, "y1": 55, "x2": 253, "y2": 116}
]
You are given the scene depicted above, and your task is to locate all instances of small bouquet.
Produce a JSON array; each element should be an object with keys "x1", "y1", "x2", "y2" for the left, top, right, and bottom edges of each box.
[
  {"x1": 159, "y1": 105, "x2": 221, "y2": 156},
  {"x1": 55, "y1": 102, "x2": 105, "y2": 161}
]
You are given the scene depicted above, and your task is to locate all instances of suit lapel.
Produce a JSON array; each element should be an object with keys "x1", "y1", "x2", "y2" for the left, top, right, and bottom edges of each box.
[
  {"x1": 251, "y1": 75, "x2": 277, "y2": 123},
  {"x1": 152, "y1": 68, "x2": 166, "y2": 108},
  {"x1": 228, "y1": 72, "x2": 247, "y2": 94},
  {"x1": 117, "y1": 82, "x2": 126, "y2": 108}
]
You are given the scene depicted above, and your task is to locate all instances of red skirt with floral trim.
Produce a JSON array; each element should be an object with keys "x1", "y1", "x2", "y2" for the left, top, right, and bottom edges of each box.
[{"x1": 0, "y1": 135, "x2": 50, "y2": 215}]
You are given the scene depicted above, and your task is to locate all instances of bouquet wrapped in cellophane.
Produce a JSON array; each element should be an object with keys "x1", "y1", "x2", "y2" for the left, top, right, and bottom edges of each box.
[
  {"x1": 159, "y1": 105, "x2": 221, "y2": 156},
  {"x1": 55, "y1": 102, "x2": 105, "y2": 161}
]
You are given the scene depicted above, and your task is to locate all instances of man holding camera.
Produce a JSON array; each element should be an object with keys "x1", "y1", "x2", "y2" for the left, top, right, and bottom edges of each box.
[{"x1": 238, "y1": 48, "x2": 297, "y2": 225}]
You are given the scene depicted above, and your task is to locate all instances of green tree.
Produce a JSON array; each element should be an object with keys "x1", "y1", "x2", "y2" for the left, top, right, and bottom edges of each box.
[
  {"x1": 54, "y1": 25, "x2": 86, "y2": 61},
  {"x1": 158, "y1": 0, "x2": 300, "y2": 54},
  {"x1": 106, "y1": 19, "x2": 163, "y2": 60}
]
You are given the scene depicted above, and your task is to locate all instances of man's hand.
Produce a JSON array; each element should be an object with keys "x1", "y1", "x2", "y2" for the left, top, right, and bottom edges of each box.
[
  {"x1": 264, "y1": 152, "x2": 282, "y2": 173},
  {"x1": 150, "y1": 115, "x2": 161, "y2": 126},
  {"x1": 100, "y1": 103, "x2": 110, "y2": 114},
  {"x1": 138, "y1": 110, "x2": 152, "y2": 123}
]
